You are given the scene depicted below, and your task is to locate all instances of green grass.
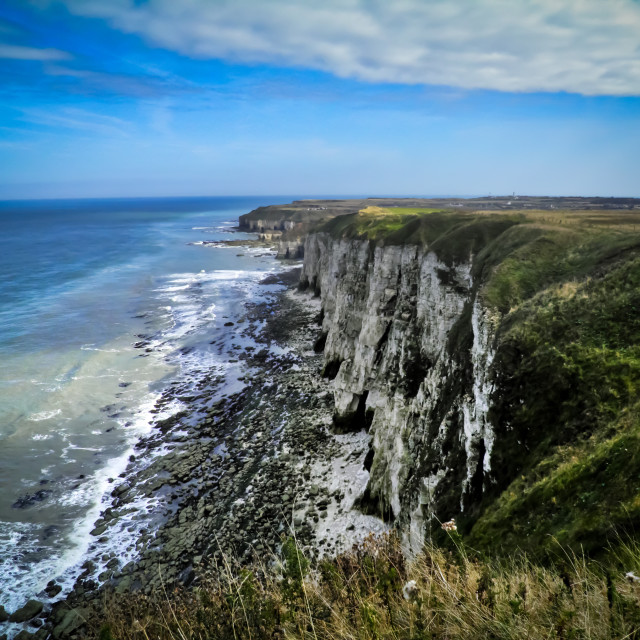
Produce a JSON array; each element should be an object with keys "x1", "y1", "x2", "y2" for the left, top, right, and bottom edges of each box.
[
  {"x1": 471, "y1": 403, "x2": 640, "y2": 557},
  {"x1": 320, "y1": 206, "x2": 519, "y2": 265},
  {"x1": 382, "y1": 206, "x2": 447, "y2": 215},
  {"x1": 320, "y1": 206, "x2": 429, "y2": 240},
  {"x1": 321, "y1": 206, "x2": 640, "y2": 274},
  {"x1": 471, "y1": 248, "x2": 640, "y2": 556},
  {"x1": 477, "y1": 224, "x2": 640, "y2": 313}
]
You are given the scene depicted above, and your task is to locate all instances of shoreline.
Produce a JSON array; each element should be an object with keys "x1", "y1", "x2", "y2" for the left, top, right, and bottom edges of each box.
[{"x1": 9, "y1": 239, "x2": 385, "y2": 639}]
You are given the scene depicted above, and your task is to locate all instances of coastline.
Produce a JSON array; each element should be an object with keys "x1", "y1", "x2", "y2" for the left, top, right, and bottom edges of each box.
[
  {"x1": 7, "y1": 196, "x2": 640, "y2": 637},
  {"x1": 9, "y1": 238, "x2": 385, "y2": 639},
  {"x1": 0, "y1": 202, "x2": 290, "y2": 622}
]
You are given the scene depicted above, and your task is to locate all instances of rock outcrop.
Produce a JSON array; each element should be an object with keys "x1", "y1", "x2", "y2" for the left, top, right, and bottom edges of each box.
[{"x1": 300, "y1": 232, "x2": 498, "y2": 548}]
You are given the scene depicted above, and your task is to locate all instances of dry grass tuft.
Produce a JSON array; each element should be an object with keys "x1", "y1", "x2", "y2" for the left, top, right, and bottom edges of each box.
[{"x1": 94, "y1": 533, "x2": 640, "y2": 640}]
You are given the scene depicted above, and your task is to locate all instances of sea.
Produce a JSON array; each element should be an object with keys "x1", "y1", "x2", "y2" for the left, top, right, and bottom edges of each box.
[{"x1": 0, "y1": 196, "x2": 296, "y2": 613}]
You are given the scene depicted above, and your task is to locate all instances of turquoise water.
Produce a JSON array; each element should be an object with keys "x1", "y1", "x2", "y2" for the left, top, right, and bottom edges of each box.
[{"x1": 0, "y1": 196, "x2": 288, "y2": 610}]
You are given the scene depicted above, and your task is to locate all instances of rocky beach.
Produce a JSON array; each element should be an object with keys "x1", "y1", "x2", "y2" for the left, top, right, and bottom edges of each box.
[{"x1": 2, "y1": 238, "x2": 387, "y2": 639}]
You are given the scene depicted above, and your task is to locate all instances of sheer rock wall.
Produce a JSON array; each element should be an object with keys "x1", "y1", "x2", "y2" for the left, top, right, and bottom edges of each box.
[{"x1": 301, "y1": 232, "x2": 498, "y2": 548}]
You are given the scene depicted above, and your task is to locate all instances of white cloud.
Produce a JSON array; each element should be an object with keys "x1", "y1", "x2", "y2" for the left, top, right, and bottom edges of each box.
[
  {"x1": 51, "y1": 0, "x2": 640, "y2": 96},
  {"x1": 20, "y1": 106, "x2": 132, "y2": 137},
  {"x1": 0, "y1": 44, "x2": 71, "y2": 61}
]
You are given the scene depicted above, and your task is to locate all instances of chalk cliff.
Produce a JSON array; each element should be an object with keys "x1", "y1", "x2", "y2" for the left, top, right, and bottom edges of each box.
[
  {"x1": 300, "y1": 232, "x2": 500, "y2": 548},
  {"x1": 266, "y1": 201, "x2": 640, "y2": 556}
]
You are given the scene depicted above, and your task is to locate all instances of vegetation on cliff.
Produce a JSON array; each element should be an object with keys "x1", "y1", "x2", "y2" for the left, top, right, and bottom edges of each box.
[
  {"x1": 473, "y1": 230, "x2": 640, "y2": 556},
  {"x1": 98, "y1": 533, "x2": 640, "y2": 639}
]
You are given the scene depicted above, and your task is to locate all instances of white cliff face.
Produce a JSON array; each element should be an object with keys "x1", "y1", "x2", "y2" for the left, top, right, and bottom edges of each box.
[
  {"x1": 459, "y1": 300, "x2": 497, "y2": 510},
  {"x1": 240, "y1": 218, "x2": 297, "y2": 231},
  {"x1": 274, "y1": 239, "x2": 305, "y2": 259},
  {"x1": 301, "y1": 233, "x2": 498, "y2": 547}
]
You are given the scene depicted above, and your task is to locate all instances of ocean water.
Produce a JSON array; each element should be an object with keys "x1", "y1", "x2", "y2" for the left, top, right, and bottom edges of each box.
[{"x1": 0, "y1": 196, "x2": 290, "y2": 611}]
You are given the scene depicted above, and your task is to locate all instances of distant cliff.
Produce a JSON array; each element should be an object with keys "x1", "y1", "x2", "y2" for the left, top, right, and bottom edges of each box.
[
  {"x1": 298, "y1": 204, "x2": 640, "y2": 555},
  {"x1": 240, "y1": 196, "x2": 640, "y2": 263},
  {"x1": 238, "y1": 201, "x2": 342, "y2": 258}
]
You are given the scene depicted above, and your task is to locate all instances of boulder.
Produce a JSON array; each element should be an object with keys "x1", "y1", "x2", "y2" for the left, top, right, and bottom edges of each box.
[
  {"x1": 90, "y1": 525, "x2": 107, "y2": 536},
  {"x1": 52, "y1": 608, "x2": 89, "y2": 639},
  {"x1": 9, "y1": 600, "x2": 43, "y2": 623},
  {"x1": 45, "y1": 583, "x2": 63, "y2": 598},
  {"x1": 114, "y1": 575, "x2": 132, "y2": 594}
]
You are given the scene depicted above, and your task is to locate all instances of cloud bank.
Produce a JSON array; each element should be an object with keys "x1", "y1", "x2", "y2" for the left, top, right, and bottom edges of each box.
[{"x1": 54, "y1": 0, "x2": 640, "y2": 96}]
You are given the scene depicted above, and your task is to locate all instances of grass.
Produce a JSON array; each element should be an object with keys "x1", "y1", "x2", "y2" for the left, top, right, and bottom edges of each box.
[
  {"x1": 95, "y1": 534, "x2": 640, "y2": 639},
  {"x1": 321, "y1": 206, "x2": 640, "y2": 273},
  {"x1": 470, "y1": 250, "x2": 640, "y2": 557},
  {"x1": 320, "y1": 206, "x2": 432, "y2": 241},
  {"x1": 471, "y1": 403, "x2": 640, "y2": 556},
  {"x1": 320, "y1": 206, "x2": 519, "y2": 265},
  {"x1": 477, "y1": 222, "x2": 640, "y2": 313}
]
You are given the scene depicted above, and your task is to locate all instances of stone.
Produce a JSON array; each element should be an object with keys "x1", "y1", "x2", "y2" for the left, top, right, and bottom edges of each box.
[
  {"x1": 115, "y1": 575, "x2": 132, "y2": 594},
  {"x1": 112, "y1": 482, "x2": 130, "y2": 497},
  {"x1": 52, "y1": 608, "x2": 89, "y2": 639},
  {"x1": 0, "y1": 605, "x2": 8, "y2": 622},
  {"x1": 45, "y1": 582, "x2": 63, "y2": 598},
  {"x1": 178, "y1": 566, "x2": 195, "y2": 587},
  {"x1": 9, "y1": 600, "x2": 44, "y2": 623}
]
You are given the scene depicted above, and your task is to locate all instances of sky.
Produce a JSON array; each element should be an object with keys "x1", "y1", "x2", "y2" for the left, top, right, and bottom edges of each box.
[{"x1": 0, "y1": 0, "x2": 639, "y2": 199}]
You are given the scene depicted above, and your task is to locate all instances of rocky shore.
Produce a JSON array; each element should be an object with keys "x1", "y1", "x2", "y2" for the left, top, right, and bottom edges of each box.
[{"x1": 3, "y1": 260, "x2": 385, "y2": 640}]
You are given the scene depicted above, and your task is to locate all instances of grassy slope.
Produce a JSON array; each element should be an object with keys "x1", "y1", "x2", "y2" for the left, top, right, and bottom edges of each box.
[
  {"x1": 323, "y1": 206, "x2": 640, "y2": 558},
  {"x1": 473, "y1": 239, "x2": 640, "y2": 557}
]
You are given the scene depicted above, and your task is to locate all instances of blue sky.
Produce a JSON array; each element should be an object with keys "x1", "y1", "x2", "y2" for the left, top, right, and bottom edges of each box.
[{"x1": 0, "y1": 0, "x2": 639, "y2": 199}]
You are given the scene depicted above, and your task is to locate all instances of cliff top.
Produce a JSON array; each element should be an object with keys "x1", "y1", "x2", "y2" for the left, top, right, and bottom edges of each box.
[
  {"x1": 239, "y1": 195, "x2": 640, "y2": 229},
  {"x1": 320, "y1": 205, "x2": 640, "y2": 317},
  {"x1": 322, "y1": 203, "x2": 640, "y2": 239}
]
